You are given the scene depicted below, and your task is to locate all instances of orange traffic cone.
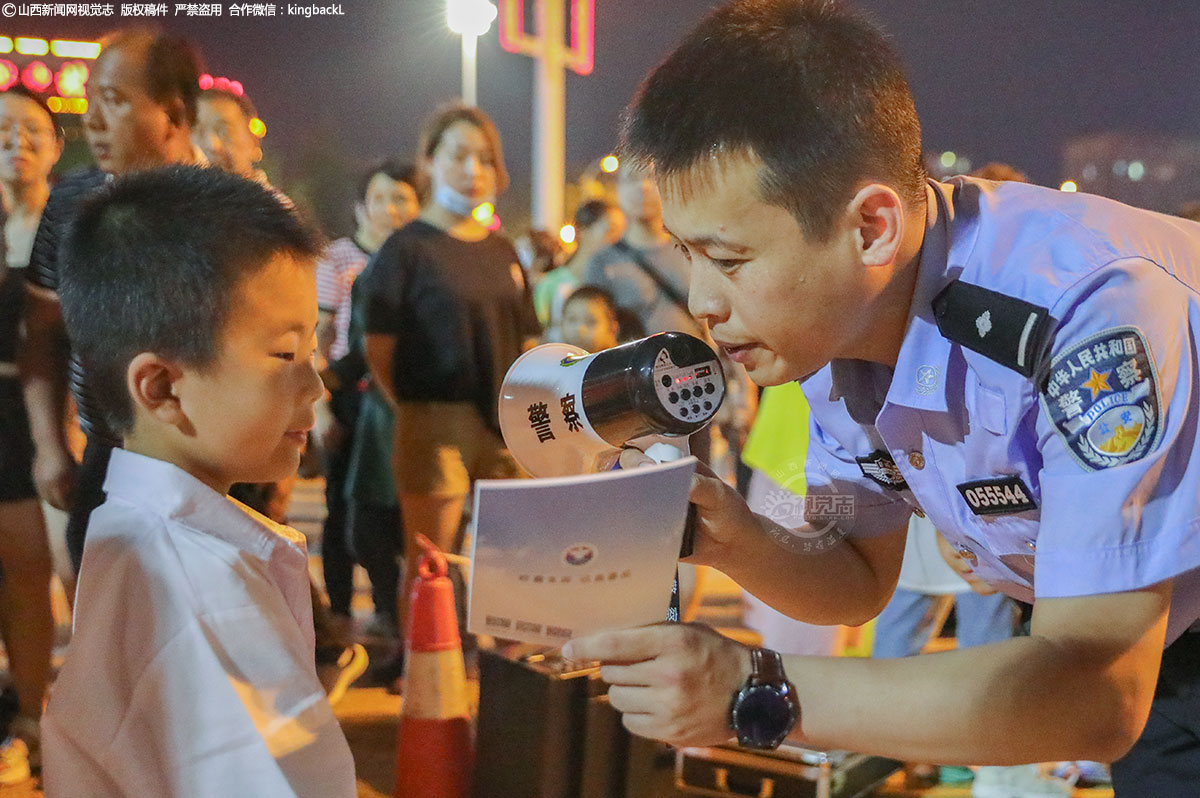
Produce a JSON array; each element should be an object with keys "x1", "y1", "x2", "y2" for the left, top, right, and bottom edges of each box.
[{"x1": 393, "y1": 534, "x2": 473, "y2": 798}]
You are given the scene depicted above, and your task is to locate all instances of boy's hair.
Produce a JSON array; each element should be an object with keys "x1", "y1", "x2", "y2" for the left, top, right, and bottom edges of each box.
[
  {"x1": 99, "y1": 28, "x2": 204, "y2": 126},
  {"x1": 564, "y1": 285, "x2": 619, "y2": 322},
  {"x1": 356, "y1": 159, "x2": 419, "y2": 204},
  {"x1": 58, "y1": 165, "x2": 323, "y2": 435},
  {"x1": 418, "y1": 102, "x2": 509, "y2": 194},
  {"x1": 573, "y1": 198, "x2": 613, "y2": 231},
  {"x1": 621, "y1": 0, "x2": 926, "y2": 241}
]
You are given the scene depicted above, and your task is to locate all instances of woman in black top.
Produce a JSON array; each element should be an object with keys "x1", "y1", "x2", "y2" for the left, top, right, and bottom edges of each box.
[
  {"x1": 0, "y1": 86, "x2": 63, "y2": 769},
  {"x1": 362, "y1": 104, "x2": 540, "y2": 643}
]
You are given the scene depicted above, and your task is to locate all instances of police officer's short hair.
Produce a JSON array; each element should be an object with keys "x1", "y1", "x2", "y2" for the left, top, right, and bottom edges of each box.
[
  {"x1": 58, "y1": 165, "x2": 323, "y2": 435},
  {"x1": 621, "y1": 0, "x2": 926, "y2": 241}
]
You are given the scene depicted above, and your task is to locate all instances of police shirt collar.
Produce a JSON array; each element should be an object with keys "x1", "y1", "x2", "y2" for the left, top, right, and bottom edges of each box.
[{"x1": 881, "y1": 180, "x2": 963, "y2": 413}]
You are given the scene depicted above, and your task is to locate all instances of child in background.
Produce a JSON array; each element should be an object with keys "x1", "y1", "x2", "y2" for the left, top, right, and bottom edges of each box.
[
  {"x1": 43, "y1": 165, "x2": 356, "y2": 797},
  {"x1": 559, "y1": 285, "x2": 621, "y2": 353}
]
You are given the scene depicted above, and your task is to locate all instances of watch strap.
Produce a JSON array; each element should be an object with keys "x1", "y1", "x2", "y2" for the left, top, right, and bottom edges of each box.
[{"x1": 750, "y1": 648, "x2": 786, "y2": 684}]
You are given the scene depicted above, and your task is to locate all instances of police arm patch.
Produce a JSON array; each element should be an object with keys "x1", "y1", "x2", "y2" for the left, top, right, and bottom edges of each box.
[{"x1": 1040, "y1": 326, "x2": 1162, "y2": 471}]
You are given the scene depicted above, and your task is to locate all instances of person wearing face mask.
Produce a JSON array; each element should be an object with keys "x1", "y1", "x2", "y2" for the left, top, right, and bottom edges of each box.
[{"x1": 360, "y1": 104, "x2": 540, "y2": 665}]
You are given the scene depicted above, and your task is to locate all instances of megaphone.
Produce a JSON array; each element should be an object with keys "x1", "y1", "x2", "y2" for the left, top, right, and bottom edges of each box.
[{"x1": 498, "y1": 332, "x2": 726, "y2": 479}]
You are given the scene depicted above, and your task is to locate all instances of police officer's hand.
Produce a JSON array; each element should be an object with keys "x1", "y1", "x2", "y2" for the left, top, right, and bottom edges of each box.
[
  {"x1": 618, "y1": 446, "x2": 756, "y2": 565},
  {"x1": 935, "y1": 530, "x2": 998, "y2": 596},
  {"x1": 33, "y1": 443, "x2": 77, "y2": 511},
  {"x1": 563, "y1": 623, "x2": 752, "y2": 748}
]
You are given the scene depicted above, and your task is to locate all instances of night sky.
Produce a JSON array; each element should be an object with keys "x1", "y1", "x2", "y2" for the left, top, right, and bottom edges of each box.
[{"x1": 14, "y1": 0, "x2": 1200, "y2": 229}]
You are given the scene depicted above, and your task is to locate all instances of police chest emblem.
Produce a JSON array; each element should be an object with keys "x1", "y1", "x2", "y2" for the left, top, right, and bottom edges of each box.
[
  {"x1": 957, "y1": 476, "x2": 1037, "y2": 516},
  {"x1": 1041, "y1": 326, "x2": 1162, "y2": 471},
  {"x1": 856, "y1": 450, "x2": 908, "y2": 491}
]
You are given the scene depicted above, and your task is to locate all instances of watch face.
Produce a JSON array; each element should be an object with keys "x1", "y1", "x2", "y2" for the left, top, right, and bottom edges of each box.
[{"x1": 734, "y1": 684, "x2": 795, "y2": 746}]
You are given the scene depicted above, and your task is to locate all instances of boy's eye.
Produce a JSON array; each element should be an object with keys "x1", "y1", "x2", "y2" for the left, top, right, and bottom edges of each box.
[{"x1": 672, "y1": 241, "x2": 692, "y2": 261}]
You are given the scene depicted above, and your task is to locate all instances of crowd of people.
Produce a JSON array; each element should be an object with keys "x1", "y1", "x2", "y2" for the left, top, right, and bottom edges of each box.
[
  {"x1": 0, "y1": 1, "x2": 1198, "y2": 796},
  {"x1": 0, "y1": 21, "x2": 757, "y2": 795}
]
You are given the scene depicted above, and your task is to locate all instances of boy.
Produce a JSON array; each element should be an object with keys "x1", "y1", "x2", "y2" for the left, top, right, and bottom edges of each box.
[
  {"x1": 563, "y1": 2, "x2": 1200, "y2": 795},
  {"x1": 560, "y1": 285, "x2": 621, "y2": 352},
  {"x1": 42, "y1": 165, "x2": 356, "y2": 797}
]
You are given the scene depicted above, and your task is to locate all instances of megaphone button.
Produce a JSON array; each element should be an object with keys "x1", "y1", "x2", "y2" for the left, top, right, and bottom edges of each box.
[
  {"x1": 704, "y1": 401, "x2": 713, "y2": 411},
  {"x1": 705, "y1": 382, "x2": 716, "y2": 395},
  {"x1": 681, "y1": 407, "x2": 690, "y2": 417},
  {"x1": 669, "y1": 392, "x2": 679, "y2": 404},
  {"x1": 692, "y1": 404, "x2": 701, "y2": 415},
  {"x1": 681, "y1": 388, "x2": 692, "y2": 400},
  {"x1": 662, "y1": 375, "x2": 672, "y2": 387}
]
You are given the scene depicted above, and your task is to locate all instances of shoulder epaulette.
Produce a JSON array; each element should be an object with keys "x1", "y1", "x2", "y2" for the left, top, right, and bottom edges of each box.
[{"x1": 931, "y1": 279, "x2": 1055, "y2": 379}]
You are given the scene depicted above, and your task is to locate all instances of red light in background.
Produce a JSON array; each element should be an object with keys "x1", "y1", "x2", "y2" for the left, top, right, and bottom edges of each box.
[
  {"x1": 229, "y1": 80, "x2": 243, "y2": 97},
  {"x1": 0, "y1": 60, "x2": 17, "y2": 91},
  {"x1": 21, "y1": 61, "x2": 52, "y2": 92},
  {"x1": 198, "y1": 73, "x2": 214, "y2": 90},
  {"x1": 55, "y1": 60, "x2": 89, "y2": 97}
]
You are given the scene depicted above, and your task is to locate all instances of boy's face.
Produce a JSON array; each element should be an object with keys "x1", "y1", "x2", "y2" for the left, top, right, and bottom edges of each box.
[
  {"x1": 561, "y1": 297, "x2": 619, "y2": 353},
  {"x1": 194, "y1": 95, "x2": 260, "y2": 178},
  {"x1": 661, "y1": 155, "x2": 882, "y2": 386},
  {"x1": 174, "y1": 253, "x2": 323, "y2": 492}
]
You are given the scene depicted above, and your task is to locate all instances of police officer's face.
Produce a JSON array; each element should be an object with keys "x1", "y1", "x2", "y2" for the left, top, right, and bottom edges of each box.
[{"x1": 661, "y1": 155, "x2": 881, "y2": 386}]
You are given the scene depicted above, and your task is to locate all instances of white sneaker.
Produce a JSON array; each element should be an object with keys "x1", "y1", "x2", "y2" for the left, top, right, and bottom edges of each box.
[
  {"x1": 971, "y1": 764, "x2": 1077, "y2": 798},
  {"x1": 0, "y1": 736, "x2": 31, "y2": 786}
]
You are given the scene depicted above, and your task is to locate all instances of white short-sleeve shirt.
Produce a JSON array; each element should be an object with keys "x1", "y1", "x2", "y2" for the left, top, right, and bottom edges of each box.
[{"x1": 42, "y1": 449, "x2": 356, "y2": 798}]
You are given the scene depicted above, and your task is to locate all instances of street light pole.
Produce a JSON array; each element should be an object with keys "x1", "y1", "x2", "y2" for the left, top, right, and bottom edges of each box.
[
  {"x1": 532, "y1": 0, "x2": 565, "y2": 231},
  {"x1": 498, "y1": 0, "x2": 595, "y2": 232},
  {"x1": 461, "y1": 32, "x2": 478, "y2": 106},
  {"x1": 447, "y1": 0, "x2": 497, "y2": 108}
]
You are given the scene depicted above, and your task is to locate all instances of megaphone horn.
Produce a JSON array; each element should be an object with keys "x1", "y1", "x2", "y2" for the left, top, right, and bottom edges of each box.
[{"x1": 498, "y1": 332, "x2": 726, "y2": 478}]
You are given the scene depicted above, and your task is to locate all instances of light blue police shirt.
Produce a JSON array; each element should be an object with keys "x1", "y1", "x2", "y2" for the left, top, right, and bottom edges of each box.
[{"x1": 801, "y1": 177, "x2": 1200, "y2": 644}]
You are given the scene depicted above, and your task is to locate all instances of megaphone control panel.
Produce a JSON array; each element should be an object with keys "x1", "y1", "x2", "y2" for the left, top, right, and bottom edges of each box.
[{"x1": 652, "y1": 349, "x2": 723, "y2": 424}]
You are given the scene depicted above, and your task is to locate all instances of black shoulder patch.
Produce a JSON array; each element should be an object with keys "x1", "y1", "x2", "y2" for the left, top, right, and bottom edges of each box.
[{"x1": 932, "y1": 280, "x2": 1055, "y2": 378}]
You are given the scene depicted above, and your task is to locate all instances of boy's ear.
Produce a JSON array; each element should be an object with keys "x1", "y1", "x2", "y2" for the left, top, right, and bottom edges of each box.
[
  {"x1": 848, "y1": 183, "x2": 905, "y2": 269},
  {"x1": 126, "y1": 353, "x2": 188, "y2": 428}
]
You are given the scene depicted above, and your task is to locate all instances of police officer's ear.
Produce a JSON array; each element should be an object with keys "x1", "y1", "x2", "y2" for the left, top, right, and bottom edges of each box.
[{"x1": 847, "y1": 183, "x2": 905, "y2": 269}]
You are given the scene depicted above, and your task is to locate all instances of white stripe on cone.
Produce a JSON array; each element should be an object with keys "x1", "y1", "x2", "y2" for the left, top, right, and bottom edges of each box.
[{"x1": 402, "y1": 649, "x2": 470, "y2": 720}]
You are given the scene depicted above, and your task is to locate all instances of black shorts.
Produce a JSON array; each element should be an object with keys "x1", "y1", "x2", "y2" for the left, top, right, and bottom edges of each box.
[
  {"x1": 0, "y1": 379, "x2": 36, "y2": 503},
  {"x1": 1111, "y1": 628, "x2": 1200, "y2": 796}
]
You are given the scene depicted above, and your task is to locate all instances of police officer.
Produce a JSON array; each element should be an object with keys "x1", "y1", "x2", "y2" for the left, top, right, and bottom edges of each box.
[{"x1": 562, "y1": 2, "x2": 1200, "y2": 794}]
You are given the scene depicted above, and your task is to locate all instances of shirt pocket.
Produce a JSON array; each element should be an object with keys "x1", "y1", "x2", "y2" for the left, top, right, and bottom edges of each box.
[{"x1": 971, "y1": 380, "x2": 1008, "y2": 436}]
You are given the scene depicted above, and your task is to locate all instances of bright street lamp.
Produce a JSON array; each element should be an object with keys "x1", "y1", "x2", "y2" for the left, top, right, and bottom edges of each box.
[{"x1": 447, "y1": 0, "x2": 497, "y2": 107}]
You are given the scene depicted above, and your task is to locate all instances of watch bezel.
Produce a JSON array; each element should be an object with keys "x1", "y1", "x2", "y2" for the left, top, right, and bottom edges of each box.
[{"x1": 730, "y1": 669, "x2": 799, "y2": 750}]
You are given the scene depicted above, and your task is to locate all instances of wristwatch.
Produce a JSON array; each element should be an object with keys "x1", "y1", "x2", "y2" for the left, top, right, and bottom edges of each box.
[{"x1": 729, "y1": 648, "x2": 800, "y2": 750}]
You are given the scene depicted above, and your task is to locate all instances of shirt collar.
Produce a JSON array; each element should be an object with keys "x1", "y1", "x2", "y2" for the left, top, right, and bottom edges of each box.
[
  {"x1": 102, "y1": 448, "x2": 307, "y2": 563},
  {"x1": 828, "y1": 180, "x2": 964, "y2": 415}
]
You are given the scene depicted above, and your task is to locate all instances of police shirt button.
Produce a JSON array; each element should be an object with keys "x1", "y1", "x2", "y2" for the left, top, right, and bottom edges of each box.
[
  {"x1": 1025, "y1": 539, "x2": 1037, "y2": 552},
  {"x1": 913, "y1": 508, "x2": 926, "y2": 518},
  {"x1": 907, "y1": 451, "x2": 926, "y2": 470},
  {"x1": 958, "y1": 547, "x2": 978, "y2": 566}
]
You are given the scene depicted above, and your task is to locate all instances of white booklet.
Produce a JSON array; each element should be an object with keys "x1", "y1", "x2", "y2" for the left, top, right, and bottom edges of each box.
[{"x1": 467, "y1": 457, "x2": 696, "y2": 647}]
